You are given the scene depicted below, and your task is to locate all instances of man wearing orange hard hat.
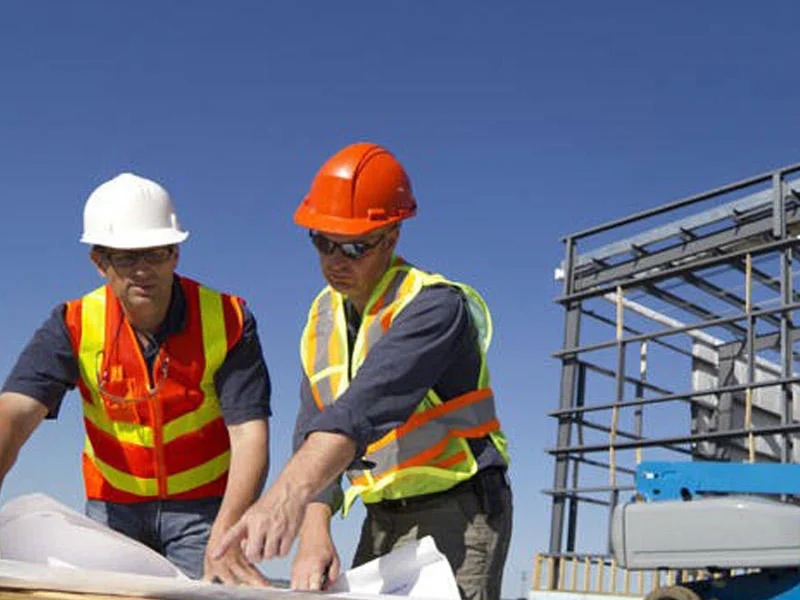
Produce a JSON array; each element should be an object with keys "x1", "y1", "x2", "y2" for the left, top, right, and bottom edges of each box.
[{"x1": 216, "y1": 143, "x2": 512, "y2": 600}]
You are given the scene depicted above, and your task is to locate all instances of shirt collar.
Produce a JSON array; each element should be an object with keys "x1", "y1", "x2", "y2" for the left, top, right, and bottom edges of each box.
[
  {"x1": 139, "y1": 276, "x2": 186, "y2": 357},
  {"x1": 156, "y1": 275, "x2": 186, "y2": 342}
]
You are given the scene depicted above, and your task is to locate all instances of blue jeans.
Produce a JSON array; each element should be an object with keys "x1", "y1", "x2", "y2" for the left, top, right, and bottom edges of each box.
[{"x1": 85, "y1": 497, "x2": 222, "y2": 579}]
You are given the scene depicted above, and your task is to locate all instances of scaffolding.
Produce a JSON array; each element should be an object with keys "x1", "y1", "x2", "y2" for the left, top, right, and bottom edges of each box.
[{"x1": 538, "y1": 162, "x2": 800, "y2": 596}]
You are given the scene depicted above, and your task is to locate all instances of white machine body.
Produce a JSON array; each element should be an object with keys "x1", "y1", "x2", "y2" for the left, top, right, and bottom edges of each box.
[{"x1": 612, "y1": 495, "x2": 800, "y2": 569}]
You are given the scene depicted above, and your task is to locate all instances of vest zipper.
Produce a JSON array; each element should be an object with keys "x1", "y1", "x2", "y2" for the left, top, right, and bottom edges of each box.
[{"x1": 127, "y1": 319, "x2": 168, "y2": 499}]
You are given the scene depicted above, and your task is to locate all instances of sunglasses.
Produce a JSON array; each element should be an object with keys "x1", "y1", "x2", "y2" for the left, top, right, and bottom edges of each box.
[
  {"x1": 309, "y1": 231, "x2": 385, "y2": 260},
  {"x1": 102, "y1": 246, "x2": 175, "y2": 270}
]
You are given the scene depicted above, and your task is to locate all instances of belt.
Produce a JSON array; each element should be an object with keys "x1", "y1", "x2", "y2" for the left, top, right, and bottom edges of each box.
[{"x1": 368, "y1": 467, "x2": 510, "y2": 512}]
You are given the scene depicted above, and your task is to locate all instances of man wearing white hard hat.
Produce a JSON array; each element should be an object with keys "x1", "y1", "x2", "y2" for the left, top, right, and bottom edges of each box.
[{"x1": 0, "y1": 173, "x2": 272, "y2": 585}]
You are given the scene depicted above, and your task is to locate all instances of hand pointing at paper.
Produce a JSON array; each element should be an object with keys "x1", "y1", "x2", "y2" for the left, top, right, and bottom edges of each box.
[{"x1": 212, "y1": 432, "x2": 356, "y2": 564}]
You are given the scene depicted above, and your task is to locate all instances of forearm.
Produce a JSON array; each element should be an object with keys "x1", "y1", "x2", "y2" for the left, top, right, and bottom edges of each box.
[
  {"x1": 212, "y1": 419, "x2": 270, "y2": 533},
  {"x1": 211, "y1": 431, "x2": 356, "y2": 563},
  {"x1": 273, "y1": 431, "x2": 356, "y2": 508},
  {"x1": 299, "y1": 502, "x2": 333, "y2": 544},
  {"x1": 0, "y1": 392, "x2": 48, "y2": 491}
]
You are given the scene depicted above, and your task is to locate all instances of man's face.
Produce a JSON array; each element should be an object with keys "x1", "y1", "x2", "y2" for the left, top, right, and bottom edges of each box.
[
  {"x1": 92, "y1": 245, "x2": 178, "y2": 311},
  {"x1": 311, "y1": 227, "x2": 399, "y2": 310}
]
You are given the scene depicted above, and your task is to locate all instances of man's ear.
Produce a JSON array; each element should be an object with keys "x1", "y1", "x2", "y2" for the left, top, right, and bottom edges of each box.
[
  {"x1": 384, "y1": 225, "x2": 401, "y2": 252},
  {"x1": 166, "y1": 245, "x2": 180, "y2": 275},
  {"x1": 90, "y1": 249, "x2": 108, "y2": 278}
]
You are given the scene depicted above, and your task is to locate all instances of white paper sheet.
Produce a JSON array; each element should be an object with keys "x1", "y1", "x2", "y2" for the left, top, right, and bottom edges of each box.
[
  {"x1": 0, "y1": 494, "x2": 459, "y2": 600},
  {"x1": 328, "y1": 537, "x2": 459, "y2": 600},
  {"x1": 0, "y1": 493, "x2": 187, "y2": 578},
  {"x1": 0, "y1": 559, "x2": 456, "y2": 600},
  {"x1": 0, "y1": 560, "x2": 297, "y2": 600}
]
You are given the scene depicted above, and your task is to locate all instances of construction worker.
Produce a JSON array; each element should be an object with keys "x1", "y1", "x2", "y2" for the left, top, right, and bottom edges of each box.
[
  {"x1": 0, "y1": 173, "x2": 271, "y2": 585},
  {"x1": 215, "y1": 143, "x2": 512, "y2": 600}
]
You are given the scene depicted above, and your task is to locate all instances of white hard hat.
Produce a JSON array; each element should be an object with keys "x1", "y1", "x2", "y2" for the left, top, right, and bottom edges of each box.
[{"x1": 80, "y1": 173, "x2": 189, "y2": 249}]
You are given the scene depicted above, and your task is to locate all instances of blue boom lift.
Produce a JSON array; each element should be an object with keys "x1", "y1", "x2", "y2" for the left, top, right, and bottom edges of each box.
[{"x1": 612, "y1": 461, "x2": 800, "y2": 600}]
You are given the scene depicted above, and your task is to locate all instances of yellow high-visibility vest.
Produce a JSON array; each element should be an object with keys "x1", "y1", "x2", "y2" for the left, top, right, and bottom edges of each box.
[{"x1": 300, "y1": 257, "x2": 509, "y2": 513}]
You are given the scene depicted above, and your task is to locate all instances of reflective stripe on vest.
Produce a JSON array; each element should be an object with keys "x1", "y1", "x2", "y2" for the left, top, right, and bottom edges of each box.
[
  {"x1": 300, "y1": 258, "x2": 508, "y2": 511},
  {"x1": 65, "y1": 277, "x2": 242, "y2": 501},
  {"x1": 348, "y1": 387, "x2": 501, "y2": 485},
  {"x1": 301, "y1": 291, "x2": 348, "y2": 411}
]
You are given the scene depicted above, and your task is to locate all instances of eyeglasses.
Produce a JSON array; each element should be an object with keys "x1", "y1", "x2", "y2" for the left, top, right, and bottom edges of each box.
[
  {"x1": 95, "y1": 350, "x2": 169, "y2": 405},
  {"x1": 102, "y1": 246, "x2": 175, "y2": 270},
  {"x1": 309, "y1": 231, "x2": 384, "y2": 260}
]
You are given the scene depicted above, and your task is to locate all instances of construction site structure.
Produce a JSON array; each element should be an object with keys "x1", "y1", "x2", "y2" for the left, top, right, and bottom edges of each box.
[{"x1": 532, "y1": 162, "x2": 800, "y2": 600}]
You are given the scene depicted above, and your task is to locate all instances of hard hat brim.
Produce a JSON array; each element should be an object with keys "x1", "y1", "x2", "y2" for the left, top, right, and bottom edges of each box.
[
  {"x1": 80, "y1": 229, "x2": 189, "y2": 249},
  {"x1": 294, "y1": 204, "x2": 413, "y2": 236}
]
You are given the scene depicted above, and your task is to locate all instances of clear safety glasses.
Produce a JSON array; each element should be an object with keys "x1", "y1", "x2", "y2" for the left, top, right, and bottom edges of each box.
[{"x1": 101, "y1": 246, "x2": 175, "y2": 270}]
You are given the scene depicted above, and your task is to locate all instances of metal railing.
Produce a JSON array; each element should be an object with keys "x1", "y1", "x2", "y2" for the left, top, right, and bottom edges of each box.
[{"x1": 543, "y1": 162, "x2": 800, "y2": 587}]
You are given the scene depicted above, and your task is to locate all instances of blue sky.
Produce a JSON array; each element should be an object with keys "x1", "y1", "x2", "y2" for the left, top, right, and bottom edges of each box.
[{"x1": 2, "y1": 2, "x2": 800, "y2": 597}]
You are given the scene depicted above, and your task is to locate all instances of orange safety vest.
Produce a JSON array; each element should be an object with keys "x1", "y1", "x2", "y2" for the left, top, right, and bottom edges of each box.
[{"x1": 64, "y1": 276, "x2": 244, "y2": 502}]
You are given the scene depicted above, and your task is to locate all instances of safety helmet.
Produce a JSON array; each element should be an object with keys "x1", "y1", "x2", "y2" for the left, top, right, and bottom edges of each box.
[
  {"x1": 80, "y1": 173, "x2": 189, "y2": 249},
  {"x1": 294, "y1": 143, "x2": 417, "y2": 236}
]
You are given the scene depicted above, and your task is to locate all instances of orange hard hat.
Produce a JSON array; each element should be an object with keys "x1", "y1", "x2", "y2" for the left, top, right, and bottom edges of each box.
[{"x1": 294, "y1": 142, "x2": 417, "y2": 236}]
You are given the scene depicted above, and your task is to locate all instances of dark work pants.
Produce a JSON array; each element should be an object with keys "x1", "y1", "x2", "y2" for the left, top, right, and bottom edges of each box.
[{"x1": 353, "y1": 476, "x2": 513, "y2": 600}]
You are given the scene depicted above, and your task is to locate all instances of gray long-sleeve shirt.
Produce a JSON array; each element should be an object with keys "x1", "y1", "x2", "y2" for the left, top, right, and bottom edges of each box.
[
  {"x1": 292, "y1": 283, "x2": 506, "y2": 510},
  {"x1": 2, "y1": 276, "x2": 271, "y2": 425}
]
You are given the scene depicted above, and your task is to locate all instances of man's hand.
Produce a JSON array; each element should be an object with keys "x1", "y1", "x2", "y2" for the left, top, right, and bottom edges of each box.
[
  {"x1": 203, "y1": 419, "x2": 270, "y2": 585},
  {"x1": 292, "y1": 538, "x2": 340, "y2": 591},
  {"x1": 291, "y1": 503, "x2": 340, "y2": 591},
  {"x1": 213, "y1": 478, "x2": 309, "y2": 564},
  {"x1": 203, "y1": 529, "x2": 270, "y2": 586},
  {"x1": 213, "y1": 431, "x2": 356, "y2": 565}
]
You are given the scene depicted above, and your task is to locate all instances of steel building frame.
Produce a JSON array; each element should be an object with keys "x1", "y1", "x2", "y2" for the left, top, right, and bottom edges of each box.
[{"x1": 547, "y1": 163, "x2": 800, "y2": 572}]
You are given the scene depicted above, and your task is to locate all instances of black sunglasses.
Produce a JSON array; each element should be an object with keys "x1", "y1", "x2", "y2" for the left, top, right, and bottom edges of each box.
[
  {"x1": 102, "y1": 246, "x2": 175, "y2": 270},
  {"x1": 309, "y1": 231, "x2": 385, "y2": 260}
]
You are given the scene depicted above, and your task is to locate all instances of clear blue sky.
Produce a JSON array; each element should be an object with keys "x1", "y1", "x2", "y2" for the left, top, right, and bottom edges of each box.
[{"x1": 2, "y1": 2, "x2": 800, "y2": 597}]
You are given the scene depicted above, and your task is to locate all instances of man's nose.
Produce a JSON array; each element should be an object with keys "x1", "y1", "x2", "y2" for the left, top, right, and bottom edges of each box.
[
  {"x1": 129, "y1": 257, "x2": 157, "y2": 272},
  {"x1": 322, "y1": 247, "x2": 349, "y2": 263}
]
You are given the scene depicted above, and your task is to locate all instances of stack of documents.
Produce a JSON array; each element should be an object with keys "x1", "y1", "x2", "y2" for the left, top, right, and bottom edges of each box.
[{"x1": 0, "y1": 493, "x2": 459, "y2": 600}]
